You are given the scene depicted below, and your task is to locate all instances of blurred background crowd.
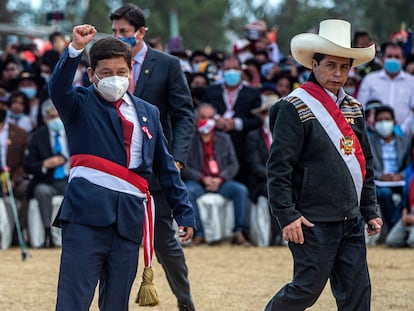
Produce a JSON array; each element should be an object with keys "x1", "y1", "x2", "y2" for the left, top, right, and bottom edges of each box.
[{"x1": 1, "y1": 0, "x2": 414, "y2": 250}]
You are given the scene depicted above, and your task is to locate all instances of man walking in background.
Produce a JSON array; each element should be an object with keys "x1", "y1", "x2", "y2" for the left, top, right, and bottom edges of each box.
[{"x1": 110, "y1": 4, "x2": 196, "y2": 310}]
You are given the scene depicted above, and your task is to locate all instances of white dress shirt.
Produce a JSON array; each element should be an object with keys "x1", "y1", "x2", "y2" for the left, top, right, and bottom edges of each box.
[{"x1": 358, "y1": 69, "x2": 414, "y2": 136}]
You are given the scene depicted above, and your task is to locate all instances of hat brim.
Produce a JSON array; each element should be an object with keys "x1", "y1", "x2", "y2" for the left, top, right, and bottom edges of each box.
[{"x1": 291, "y1": 33, "x2": 376, "y2": 69}]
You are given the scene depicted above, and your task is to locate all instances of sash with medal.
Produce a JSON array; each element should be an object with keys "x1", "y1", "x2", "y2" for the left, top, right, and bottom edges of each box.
[{"x1": 290, "y1": 82, "x2": 366, "y2": 204}]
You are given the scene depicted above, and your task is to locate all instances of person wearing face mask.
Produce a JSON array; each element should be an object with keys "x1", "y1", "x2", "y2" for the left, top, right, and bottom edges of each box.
[
  {"x1": 6, "y1": 90, "x2": 33, "y2": 133},
  {"x1": 0, "y1": 105, "x2": 30, "y2": 249},
  {"x1": 181, "y1": 103, "x2": 250, "y2": 246},
  {"x1": 47, "y1": 25, "x2": 194, "y2": 311},
  {"x1": 202, "y1": 55, "x2": 261, "y2": 187},
  {"x1": 109, "y1": 5, "x2": 196, "y2": 311},
  {"x1": 15, "y1": 71, "x2": 45, "y2": 129},
  {"x1": 24, "y1": 99, "x2": 69, "y2": 249},
  {"x1": 368, "y1": 106, "x2": 411, "y2": 234},
  {"x1": 358, "y1": 42, "x2": 414, "y2": 137}
]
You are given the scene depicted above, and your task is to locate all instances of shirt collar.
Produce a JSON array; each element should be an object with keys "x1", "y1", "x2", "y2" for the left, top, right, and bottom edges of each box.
[
  {"x1": 133, "y1": 42, "x2": 148, "y2": 64},
  {"x1": 379, "y1": 69, "x2": 407, "y2": 80},
  {"x1": 324, "y1": 87, "x2": 346, "y2": 106}
]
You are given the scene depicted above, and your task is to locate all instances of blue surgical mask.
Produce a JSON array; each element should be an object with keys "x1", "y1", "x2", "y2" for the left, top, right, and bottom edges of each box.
[
  {"x1": 19, "y1": 86, "x2": 37, "y2": 99},
  {"x1": 384, "y1": 58, "x2": 402, "y2": 74},
  {"x1": 223, "y1": 69, "x2": 241, "y2": 87},
  {"x1": 8, "y1": 111, "x2": 25, "y2": 120},
  {"x1": 118, "y1": 36, "x2": 137, "y2": 47},
  {"x1": 48, "y1": 117, "x2": 64, "y2": 132}
]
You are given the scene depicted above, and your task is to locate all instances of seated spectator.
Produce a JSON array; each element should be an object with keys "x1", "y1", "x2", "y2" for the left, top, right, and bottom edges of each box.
[
  {"x1": 6, "y1": 90, "x2": 33, "y2": 133},
  {"x1": 364, "y1": 99, "x2": 383, "y2": 135},
  {"x1": 246, "y1": 94, "x2": 283, "y2": 245},
  {"x1": 24, "y1": 100, "x2": 69, "y2": 247},
  {"x1": 202, "y1": 55, "x2": 261, "y2": 186},
  {"x1": 14, "y1": 71, "x2": 45, "y2": 129},
  {"x1": 189, "y1": 73, "x2": 209, "y2": 108},
  {"x1": 343, "y1": 75, "x2": 359, "y2": 97},
  {"x1": 274, "y1": 74, "x2": 294, "y2": 97},
  {"x1": 0, "y1": 58, "x2": 23, "y2": 92},
  {"x1": 385, "y1": 164, "x2": 414, "y2": 248},
  {"x1": 369, "y1": 106, "x2": 411, "y2": 232},
  {"x1": 0, "y1": 104, "x2": 30, "y2": 245},
  {"x1": 181, "y1": 103, "x2": 250, "y2": 246}
]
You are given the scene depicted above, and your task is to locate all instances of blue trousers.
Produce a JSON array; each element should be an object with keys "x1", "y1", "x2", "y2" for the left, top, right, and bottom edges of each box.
[
  {"x1": 56, "y1": 223, "x2": 139, "y2": 311},
  {"x1": 265, "y1": 216, "x2": 371, "y2": 311},
  {"x1": 376, "y1": 186, "x2": 402, "y2": 230},
  {"x1": 185, "y1": 180, "x2": 249, "y2": 237}
]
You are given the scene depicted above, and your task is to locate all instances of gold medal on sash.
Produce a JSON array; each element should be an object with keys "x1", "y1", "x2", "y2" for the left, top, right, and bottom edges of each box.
[{"x1": 340, "y1": 135, "x2": 354, "y2": 155}]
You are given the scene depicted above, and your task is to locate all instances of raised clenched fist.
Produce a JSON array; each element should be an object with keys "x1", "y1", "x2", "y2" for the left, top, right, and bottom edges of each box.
[{"x1": 72, "y1": 24, "x2": 97, "y2": 50}]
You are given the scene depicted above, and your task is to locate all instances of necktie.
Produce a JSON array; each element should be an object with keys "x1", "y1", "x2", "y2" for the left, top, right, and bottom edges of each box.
[
  {"x1": 114, "y1": 99, "x2": 134, "y2": 165},
  {"x1": 128, "y1": 60, "x2": 136, "y2": 93},
  {"x1": 53, "y1": 132, "x2": 66, "y2": 179}
]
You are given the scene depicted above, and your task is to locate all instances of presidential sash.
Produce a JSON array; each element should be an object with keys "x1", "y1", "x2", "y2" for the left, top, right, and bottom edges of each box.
[
  {"x1": 291, "y1": 82, "x2": 366, "y2": 204},
  {"x1": 70, "y1": 154, "x2": 155, "y2": 270}
]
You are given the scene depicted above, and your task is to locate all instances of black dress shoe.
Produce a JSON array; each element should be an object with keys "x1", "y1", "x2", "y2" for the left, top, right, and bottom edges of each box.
[{"x1": 178, "y1": 299, "x2": 196, "y2": 311}]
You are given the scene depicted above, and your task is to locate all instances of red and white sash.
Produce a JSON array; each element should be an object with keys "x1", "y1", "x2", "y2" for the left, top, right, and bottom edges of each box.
[
  {"x1": 70, "y1": 154, "x2": 155, "y2": 269},
  {"x1": 291, "y1": 82, "x2": 366, "y2": 204}
]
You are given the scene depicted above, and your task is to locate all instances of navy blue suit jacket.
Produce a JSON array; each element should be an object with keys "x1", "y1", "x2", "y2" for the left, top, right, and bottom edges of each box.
[
  {"x1": 202, "y1": 84, "x2": 261, "y2": 162},
  {"x1": 49, "y1": 49, "x2": 194, "y2": 243},
  {"x1": 133, "y1": 46, "x2": 194, "y2": 166}
]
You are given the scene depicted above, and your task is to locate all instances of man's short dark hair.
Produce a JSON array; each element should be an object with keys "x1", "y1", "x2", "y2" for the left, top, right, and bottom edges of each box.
[
  {"x1": 374, "y1": 105, "x2": 395, "y2": 121},
  {"x1": 109, "y1": 4, "x2": 146, "y2": 31},
  {"x1": 88, "y1": 37, "x2": 132, "y2": 71},
  {"x1": 312, "y1": 53, "x2": 354, "y2": 67},
  {"x1": 380, "y1": 42, "x2": 404, "y2": 56}
]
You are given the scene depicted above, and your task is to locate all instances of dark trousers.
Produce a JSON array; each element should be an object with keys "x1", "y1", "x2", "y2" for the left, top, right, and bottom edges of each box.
[
  {"x1": 56, "y1": 223, "x2": 139, "y2": 311},
  {"x1": 153, "y1": 192, "x2": 194, "y2": 309},
  {"x1": 265, "y1": 216, "x2": 371, "y2": 311}
]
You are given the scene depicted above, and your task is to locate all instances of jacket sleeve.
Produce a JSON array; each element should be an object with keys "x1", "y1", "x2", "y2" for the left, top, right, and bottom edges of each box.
[
  {"x1": 166, "y1": 55, "x2": 195, "y2": 166},
  {"x1": 266, "y1": 100, "x2": 304, "y2": 228},
  {"x1": 153, "y1": 108, "x2": 195, "y2": 228}
]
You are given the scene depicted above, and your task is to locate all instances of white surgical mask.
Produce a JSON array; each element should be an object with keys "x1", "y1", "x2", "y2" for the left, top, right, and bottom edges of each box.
[
  {"x1": 94, "y1": 74, "x2": 129, "y2": 102},
  {"x1": 375, "y1": 120, "x2": 394, "y2": 138}
]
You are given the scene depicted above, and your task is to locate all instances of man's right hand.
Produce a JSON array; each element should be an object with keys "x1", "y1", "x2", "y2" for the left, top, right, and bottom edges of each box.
[
  {"x1": 43, "y1": 155, "x2": 66, "y2": 169},
  {"x1": 72, "y1": 24, "x2": 97, "y2": 50},
  {"x1": 283, "y1": 216, "x2": 314, "y2": 244}
]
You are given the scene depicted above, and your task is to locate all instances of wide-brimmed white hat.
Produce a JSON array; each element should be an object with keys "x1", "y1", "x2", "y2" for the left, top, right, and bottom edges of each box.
[
  {"x1": 251, "y1": 94, "x2": 280, "y2": 116},
  {"x1": 290, "y1": 19, "x2": 375, "y2": 69}
]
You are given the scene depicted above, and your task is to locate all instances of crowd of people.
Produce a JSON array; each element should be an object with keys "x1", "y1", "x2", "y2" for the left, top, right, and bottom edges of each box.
[{"x1": 1, "y1": 10, "x2": 414, "y2": 253}]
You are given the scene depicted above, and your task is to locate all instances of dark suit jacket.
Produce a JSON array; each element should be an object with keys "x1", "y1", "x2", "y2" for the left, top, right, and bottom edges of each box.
[
  {"x1": 133, "y1": 46, "x2": 194, "y2": 166},
  {"x1": 368, "y1": 132, "x2": 411, "y2": 179},
  {"x1": 245, "y1": 128, "x2": 269, "y2": 202},
  {"x1": 25, "y1": 126, "x2": 61, "y2": 187},
  {"x1": 181, "y1": 131, "x2": 239, "y2": 182},
  {"x1": 3, "y1": 123, "x2": 29, "y2": 190},
  {"x1": 202, "y1": 84, "x2": 261, "y2": 166},
  {"x1": 47, "y1": 49, "x2": 194, "y2": 243}
]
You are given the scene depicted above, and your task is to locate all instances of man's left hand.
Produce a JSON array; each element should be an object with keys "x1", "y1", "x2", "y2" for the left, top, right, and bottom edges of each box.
[
  {"x1": 178, "y1": 226, "x2": 194, "y2": 242},
  {"x1": 366, "y1": 217, "x2": 383, "y2": 236}
]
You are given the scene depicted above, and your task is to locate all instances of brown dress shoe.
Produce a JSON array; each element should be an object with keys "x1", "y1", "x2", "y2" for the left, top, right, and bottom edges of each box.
[
  {"x1": 232, "y1": 231, "x2": 251, "y2": 246},
  {"x1": 191, "y1": 236, "x2": 205, "y2": 246}
]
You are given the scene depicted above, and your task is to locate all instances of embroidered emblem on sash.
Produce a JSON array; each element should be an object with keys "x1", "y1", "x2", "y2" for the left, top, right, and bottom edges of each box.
[{"x1": 340, "y1": 135, "x2": 354, "y2": 155}]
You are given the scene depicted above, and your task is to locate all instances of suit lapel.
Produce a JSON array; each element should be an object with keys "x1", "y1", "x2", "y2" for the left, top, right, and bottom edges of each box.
[{"x1": 134, "y1": 47, "x2": 156, "y2": 97}]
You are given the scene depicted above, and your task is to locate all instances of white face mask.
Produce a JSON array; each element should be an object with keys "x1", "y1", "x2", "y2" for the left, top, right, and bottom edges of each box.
[
  {"x1": 94, "y1": 74, "x2": 129, "y2": 102},
  {"x1": 375, "y1": 120, "x2": 394, "y2": 138}
]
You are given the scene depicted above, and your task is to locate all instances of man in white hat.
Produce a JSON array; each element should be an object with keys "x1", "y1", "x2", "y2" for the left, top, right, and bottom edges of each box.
[{"x1": 265, "y1": 19, "x2": 383, "y2": 310}]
